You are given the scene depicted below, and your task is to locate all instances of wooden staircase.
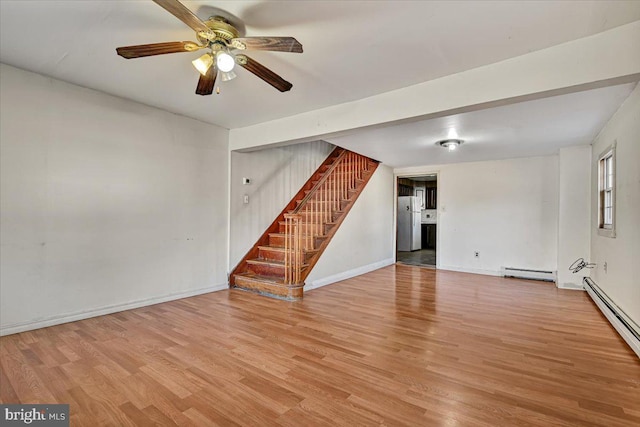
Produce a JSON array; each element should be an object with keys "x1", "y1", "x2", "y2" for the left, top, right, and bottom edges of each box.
[{"x1": 230, "y1": 147, "x2": 379, "y2": 300}]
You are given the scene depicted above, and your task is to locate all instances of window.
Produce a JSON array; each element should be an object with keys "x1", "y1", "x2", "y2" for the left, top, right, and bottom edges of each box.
[{"x1": 598, "y1": 143, "x2": 616, "y2": 238}]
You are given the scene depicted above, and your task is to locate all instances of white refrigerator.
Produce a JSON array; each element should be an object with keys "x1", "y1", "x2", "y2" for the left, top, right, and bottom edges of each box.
[{"x1": 397, "y1": 196, "x2": 422, "y2": 251}]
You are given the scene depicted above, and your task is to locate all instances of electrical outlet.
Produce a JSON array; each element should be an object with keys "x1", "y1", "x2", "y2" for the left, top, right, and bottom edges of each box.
[
  {"x1": 604, "y1": 261, "x2": 607, "y2": 273},
  {"x1": 474, "y1": 251, "x2": 479, "y2": 258}
]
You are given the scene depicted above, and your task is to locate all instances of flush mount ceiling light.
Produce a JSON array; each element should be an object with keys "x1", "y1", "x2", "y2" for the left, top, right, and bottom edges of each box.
[{"x1": 438, "y1": 139, "x2": 464, "y2": 151}]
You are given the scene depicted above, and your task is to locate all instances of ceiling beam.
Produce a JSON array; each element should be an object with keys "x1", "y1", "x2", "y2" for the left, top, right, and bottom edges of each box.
[{"x1": 229, "y1": 21, "x2": 640, "y2": 152}]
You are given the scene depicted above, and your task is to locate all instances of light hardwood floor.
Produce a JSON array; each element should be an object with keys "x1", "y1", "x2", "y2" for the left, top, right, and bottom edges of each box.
[{"x1": 1, "y1": 265, "x2": 639, "y2": 426}]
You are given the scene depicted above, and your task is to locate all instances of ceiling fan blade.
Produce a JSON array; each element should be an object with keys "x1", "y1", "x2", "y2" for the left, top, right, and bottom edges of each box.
[
  {"x1": 236, "y1": 55, "x2": 293, "y2": 92},
  {"x1": 196, "y1": 65, "x2": 217, "y2": 96},
  {"x1": 116, "y1": 41, "x2": 202, "y2": 59},
  {"x1": 230, "y1": 37, "x2": 303, "y2": 53},
  {"x1": 152, "y1": 0, "x2": 210, "y2": 33}
]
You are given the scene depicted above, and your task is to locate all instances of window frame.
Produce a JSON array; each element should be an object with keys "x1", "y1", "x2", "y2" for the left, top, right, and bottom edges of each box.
[{"x1": 597, "y1": 142, "x2": 616, "y2": 238}]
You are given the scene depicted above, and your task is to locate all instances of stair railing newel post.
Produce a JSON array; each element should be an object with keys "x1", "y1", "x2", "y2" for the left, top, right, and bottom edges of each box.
[
  {"x1": 294, "y1": 214, "x2": 301, "y2": 284},
  {"x1": 284, "y1": 215, "x2": 291, "y2": 284},
  {"x1": 283, "y1": 213, "x2": 302, "y2": 284}
]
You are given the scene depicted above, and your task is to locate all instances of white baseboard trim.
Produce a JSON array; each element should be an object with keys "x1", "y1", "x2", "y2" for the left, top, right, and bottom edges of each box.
[
  {"x1": 306, "y1": 258, "x2": 395, "y2": 291},
  {"x1": 437, "y1": 265, "x2": 502, "y2": 277},
  {"x1": 557, "y1": 282, "x2": 585, "y2": 291},
  {"x1": 0, "y1": 282, "x2": 228, "y2": 336},
  {"x1": 584, "y1": 279, "x2": 640, "y2": 359}
]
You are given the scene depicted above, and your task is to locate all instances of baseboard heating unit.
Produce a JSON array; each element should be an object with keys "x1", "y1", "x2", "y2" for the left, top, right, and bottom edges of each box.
[
  {"x1": 583, "y1": 277, "x2": 640, "y2": 358},
  {"x1": 501, "y1": 267, "x2": 556, "y2": 282}
]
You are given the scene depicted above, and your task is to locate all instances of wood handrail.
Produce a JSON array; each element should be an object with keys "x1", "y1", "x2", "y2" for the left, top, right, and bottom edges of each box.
[
  {"x1": 286, "y1": 150, "x2": 369, "y2": 262},
  {"x1": 292, "y1": 149, "x2": 349, "y2": 214}
]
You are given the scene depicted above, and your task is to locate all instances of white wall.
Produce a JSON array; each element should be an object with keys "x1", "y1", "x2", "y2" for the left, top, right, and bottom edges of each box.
[
  {"x1": 590, "y1": 83, "x2": 640, "y2": 325},
  {"x1": 229, "y1": 141, "x2": 334, "y2": 269},
  {"x1": 0, "y1": 64, "x2": 229, "y2": 335},
  {"x1": 306, "y1": 165, "x2": 395, "y2": 289},
  {"x1": 557, "y1": 145, "x2": 591, "y2": 288},
  {"x1": 395, "y1": 155, "x2": 559, "y2": 276}
]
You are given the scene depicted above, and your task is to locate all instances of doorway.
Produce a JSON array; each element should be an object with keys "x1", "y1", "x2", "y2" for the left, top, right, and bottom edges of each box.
[{"x1": 396, "y1": 174, "x2": 437, "y2": 267}]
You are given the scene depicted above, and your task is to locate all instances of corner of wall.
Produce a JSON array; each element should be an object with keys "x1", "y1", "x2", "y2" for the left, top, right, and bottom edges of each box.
[{"x1": 588, "y1": 83, "x2": 640, "y2": 326}]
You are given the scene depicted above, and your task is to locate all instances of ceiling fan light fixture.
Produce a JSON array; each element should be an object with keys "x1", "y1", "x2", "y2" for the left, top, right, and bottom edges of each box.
[
  {"x1": 220, "y1": 70, "x2": 237, "y2": 82},
  {"x1": 116, "y1": 0, "x2": 303, "y2": 95},
  {"x1": 192, "y1": 53, "x2": 213, "y2": 76},
  {"x1": 438, "y1": 139, "x2": 463, "y2": 151},
  {"x1": 216, "y1": 51, "x2": 235, "y2": 72}
]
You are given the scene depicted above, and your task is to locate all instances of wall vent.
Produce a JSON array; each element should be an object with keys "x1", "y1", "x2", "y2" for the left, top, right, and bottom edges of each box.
[
  {"x1": 501, "y1": 267, "x2": 556, "y2": 282},
  {"x1": 584, "y1": 278, "x2": 639, "y2": 358}
]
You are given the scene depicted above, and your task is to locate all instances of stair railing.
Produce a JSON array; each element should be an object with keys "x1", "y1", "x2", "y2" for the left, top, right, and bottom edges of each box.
[
  {"x1": 283, "y1": 214, "x2": 302, "y2": 284},
  {"x1": 283, "y1": 150, "x2": 370, "y2": 284}
]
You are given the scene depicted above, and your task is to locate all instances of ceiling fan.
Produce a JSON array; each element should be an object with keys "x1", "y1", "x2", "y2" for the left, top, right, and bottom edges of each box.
[{"x1": 116, "y1": 0, "x2": 303, "y2": 95}]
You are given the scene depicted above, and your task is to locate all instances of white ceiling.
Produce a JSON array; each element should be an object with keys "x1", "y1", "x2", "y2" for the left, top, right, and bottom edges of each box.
[
  {"x1": 327, "y1": 83, "x2": 637, "y2": 168},
  {"x1": 1, "y1": 1, "x2": 640, "y2": 130}
]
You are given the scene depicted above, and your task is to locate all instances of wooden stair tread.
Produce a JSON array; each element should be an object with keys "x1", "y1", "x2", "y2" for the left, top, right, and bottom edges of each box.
[
  {"x1": 269, "y1": 232, "x2": 318, "y2": 239},
  {"x1": 305, "y1": 187, "x2": 359, "y2": 194},
  {"x1": 246, "y1": 258, "x2": 309, "y2": 268},
  {"x1": 273, "y1": 232, "x2": 324, "y2": 239},
  {"x1": 278, "y1": 219, "x2": 338, "y2": 225},
  {"x1": 287, "y1": 209, "x2": 344, "y2": 214},
  {"x1": 233, "y1": 272, "x2": 304, "y2": 300},
  {"x1": 234, "y1": 273, "x2": 285, "y2": 285},
  {"x1": 295, "y1": 199, "x2": 346, "y2": 203},
  {"x1": 312, "y1": 178, "x2": 366, "y2": 184},
  {"x1": 289, "y1": 210, "x2": 343, "y2": 216},
  {"x1": 270, "y1": 231, "x2": 326, "y2": 240},
  {"x1": 257, "y1": 245, "x2": 318, "y2": 254}
]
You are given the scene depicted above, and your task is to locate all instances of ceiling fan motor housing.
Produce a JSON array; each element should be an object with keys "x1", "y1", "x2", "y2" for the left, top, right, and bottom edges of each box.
[{"x1": 198, "y1": 16, "x2": 239, "y2": 47}]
